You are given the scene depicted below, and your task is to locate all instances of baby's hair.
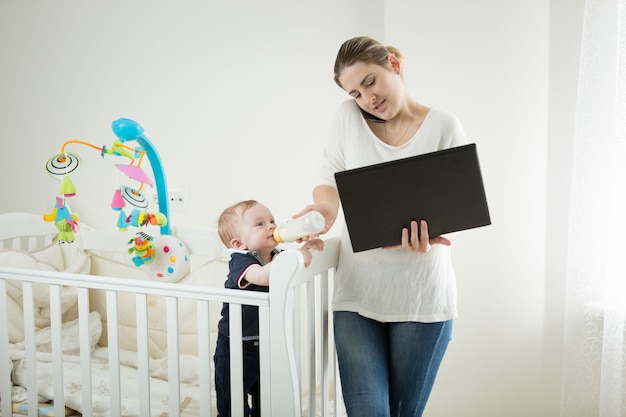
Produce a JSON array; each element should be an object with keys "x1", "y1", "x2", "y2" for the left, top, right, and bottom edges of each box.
[
  {"x1": 333, "y1": 36, "x2": 404, "y2": 88},
  {"x1": 218, "y1": 199, "x2": 258, "y2": 248}
]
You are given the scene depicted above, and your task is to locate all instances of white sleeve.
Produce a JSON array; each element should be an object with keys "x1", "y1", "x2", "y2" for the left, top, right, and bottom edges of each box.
[{"x1": 444, "y1": 111, "x2": 468, "y2": 148}]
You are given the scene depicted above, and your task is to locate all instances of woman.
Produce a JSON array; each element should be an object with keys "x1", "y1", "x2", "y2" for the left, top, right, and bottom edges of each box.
[{"x1": 297, "y1": 36, "x2": 467, "y2": 417}]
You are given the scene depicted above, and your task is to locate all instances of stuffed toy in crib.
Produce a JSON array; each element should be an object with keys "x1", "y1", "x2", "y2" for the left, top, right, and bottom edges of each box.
[{"x1": 43, "y1": 176, "x2": 79, "y2": 243}]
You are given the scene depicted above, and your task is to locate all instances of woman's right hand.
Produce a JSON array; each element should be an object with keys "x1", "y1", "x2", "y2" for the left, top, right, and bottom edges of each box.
[
  {"x1": 293, "y1": 185, "x2": 340, "y2": 241},
  {"x1": 293, "y1": 203, "x2": 337, "y2": 240}
]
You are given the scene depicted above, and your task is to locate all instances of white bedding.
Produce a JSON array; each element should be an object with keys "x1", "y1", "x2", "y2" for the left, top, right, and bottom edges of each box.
[
  {"x1": 0, "y1": 241, "x2": 212, "y2": 416},
  {"x1": 9, "y1": 311, "x2": 203, "y2": 416},
  {"x1": 88, "y1": 252, "x2": 227, "y2": 358},
  {"x1": 0, "y1": 241, "x2": 91, "y2": 343}
]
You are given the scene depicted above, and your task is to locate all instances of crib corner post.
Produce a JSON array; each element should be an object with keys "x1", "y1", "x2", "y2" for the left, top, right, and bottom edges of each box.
[{"x1": 268, "y1": 250, "x2": 302, "y2": 417}]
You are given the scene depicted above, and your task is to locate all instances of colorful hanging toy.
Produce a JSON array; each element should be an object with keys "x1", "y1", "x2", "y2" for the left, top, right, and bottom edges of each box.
[{"x1": 43, "y1": 118, "x2": 190, "y2": 283}]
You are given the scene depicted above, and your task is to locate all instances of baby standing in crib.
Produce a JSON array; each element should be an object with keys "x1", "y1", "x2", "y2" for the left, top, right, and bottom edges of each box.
[{"x1": 214, "y1": 199, "x2": 323, "y2": 417}]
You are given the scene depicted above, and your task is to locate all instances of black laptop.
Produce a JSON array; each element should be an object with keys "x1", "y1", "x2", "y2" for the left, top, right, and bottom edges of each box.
[{"x1": 334, "y1": 143, "x2": 491, "y2": 253}]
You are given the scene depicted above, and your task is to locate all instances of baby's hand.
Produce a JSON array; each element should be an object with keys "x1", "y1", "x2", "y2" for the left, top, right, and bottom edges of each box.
[
  {"x1": 299, "y1": 238, "x2": 324, "y2": 267},
  {"x1": 302, "y1": 238, "x2": 324, "y2": 252}
]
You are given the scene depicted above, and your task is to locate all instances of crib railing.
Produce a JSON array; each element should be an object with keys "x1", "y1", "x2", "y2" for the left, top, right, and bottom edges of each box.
[
  {"x1": 0, "y1": 236, "x2": 342, "y2": 417},
  {"x1": 269, "y1": 237, "x2": 341, "y2": 417}
]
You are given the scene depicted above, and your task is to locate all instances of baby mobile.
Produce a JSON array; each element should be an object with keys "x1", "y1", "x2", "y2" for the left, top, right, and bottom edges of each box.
[{"x1": 43, "y1": 118, "x2": 190, "y2": 283}]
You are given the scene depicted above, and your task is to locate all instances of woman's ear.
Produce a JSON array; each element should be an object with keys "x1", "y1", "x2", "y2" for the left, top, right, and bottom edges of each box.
[{"x1": 388, "y1": 54, "x2": 402, "y2": 74}]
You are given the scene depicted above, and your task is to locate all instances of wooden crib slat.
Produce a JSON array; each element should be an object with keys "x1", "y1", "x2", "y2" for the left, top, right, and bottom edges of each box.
[
  {"x1": 0, "y1": 280, "x2": 12, "y2": 417},
  {"x1": 166, "y1": 296, "x2": 181, "y2": 417},
  {"x1": 306, "y1": 278, "x2": 317, "y2": 417},
  {"x1": 25, "y1": 236, "x2": 41, "y2": 252},
  {"x1": 320, "y1": 272, "x2": 331, "y2": 417},
  {"x1": 258, "y1": 304, "x2": 271, "y2": 417},
  {"x1": 49, "y1": 284, "x2": 67, "y2": 416},
  {"x1": 135, "y1": 293, "x2": 151, "y2": 416},
  {"x1": 293, "y1": 285, "x2": 302, "y2": 382},
  {"x1": 196, "y1": 300, "x2": 213, "y2": 416},
  {"x1": 78, "y1": 288, "x2": 93, "y2": 417},
  {"x1": 22, "y1": 282, "x2": 38, "y2": 417},
  {"x1": 228, "y1": 304, "x2": 245, "y2": 417},
  {"x1": 106, "y1": 290, "x2": 122, "y2": 417}
]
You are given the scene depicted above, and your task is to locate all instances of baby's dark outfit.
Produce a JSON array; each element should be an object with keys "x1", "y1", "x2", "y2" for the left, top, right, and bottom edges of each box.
[{"x1": 214, "y1": 249, "x2": 279, "y2": 417}]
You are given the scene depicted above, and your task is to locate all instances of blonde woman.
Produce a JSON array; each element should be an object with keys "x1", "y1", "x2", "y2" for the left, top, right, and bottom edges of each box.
[{"x1": 297, "y1": 36, "x2": 467, "y2": 417}]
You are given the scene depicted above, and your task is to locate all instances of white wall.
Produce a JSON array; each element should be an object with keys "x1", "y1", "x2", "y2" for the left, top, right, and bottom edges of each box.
[
  {"x1": 386, "y1": 1, "x2": 548, "y2": 416},
  {"x1": 545, "y1": 0, "x2": 585, "y2": 415},
  {"x1": 0, "y1": 0, "x2": 382, "y2": 231},
  {"x1": 0, "y1": 1, "x2": 584, "y2": 416}
]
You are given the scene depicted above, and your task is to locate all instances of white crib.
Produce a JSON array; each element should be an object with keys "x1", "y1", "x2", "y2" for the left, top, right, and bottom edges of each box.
[{"x1": 0, "y1": 212, "x2": 343, "y2": 417}]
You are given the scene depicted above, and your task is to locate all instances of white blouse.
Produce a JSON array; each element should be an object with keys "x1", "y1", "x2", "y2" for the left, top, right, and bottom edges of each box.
[{"x1": 315, "y1": 100, "x2": 468, "y2": 323}]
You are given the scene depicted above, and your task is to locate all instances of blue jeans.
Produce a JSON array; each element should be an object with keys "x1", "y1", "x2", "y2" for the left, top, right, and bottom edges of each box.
[{"x1": 333, "y1": 311, "x2": 453, "y2": 417}]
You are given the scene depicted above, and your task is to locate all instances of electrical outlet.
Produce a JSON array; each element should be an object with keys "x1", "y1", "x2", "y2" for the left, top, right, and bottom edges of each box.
[
  {"x1": 150, "y1": 188, "x2": 188, "y2": 211},
  {"x1": 169, "y1": 188, "x2": 187, "y2": 211}
]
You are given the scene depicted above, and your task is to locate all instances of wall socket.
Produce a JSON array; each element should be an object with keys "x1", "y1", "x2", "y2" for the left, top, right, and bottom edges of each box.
[{"x1": 150, "y1": 188, "x2": 188, "y2": 211}]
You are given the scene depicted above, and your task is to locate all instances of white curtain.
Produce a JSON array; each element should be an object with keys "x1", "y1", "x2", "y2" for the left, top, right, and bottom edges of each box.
[{"x1": 562, "y1": 0, "x2": 626, "y2": 416}]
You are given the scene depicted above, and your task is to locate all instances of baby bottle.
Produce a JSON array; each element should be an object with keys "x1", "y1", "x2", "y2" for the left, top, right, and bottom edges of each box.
[{"x1": 273, "y1": 211, "x2": 325, "y2": 243}]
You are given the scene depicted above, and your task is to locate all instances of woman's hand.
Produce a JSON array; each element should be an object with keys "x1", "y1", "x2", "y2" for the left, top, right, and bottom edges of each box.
[
  {"x1": 294, "y1": 185, "x2": 340, "y2": 241},
  {"x1": 384, "y1": 220, "x2": 451, "y2": 253},
  {"x1": 293, "y1": 203, "x2": 337, "y2": 241}
]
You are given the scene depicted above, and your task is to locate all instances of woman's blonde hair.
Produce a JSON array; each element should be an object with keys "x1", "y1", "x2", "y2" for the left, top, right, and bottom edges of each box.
[
  {"x1": 333, "y1": 36, "x2": 404, "y2": 89},
  {"x1": 217, "y1": 199, "x2": 258, "y2": 248}
]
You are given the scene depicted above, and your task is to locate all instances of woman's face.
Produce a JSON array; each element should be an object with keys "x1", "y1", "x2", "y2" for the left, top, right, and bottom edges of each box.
[{"x1": 338, "y1": 57, "x2": 403, "y2": 121}]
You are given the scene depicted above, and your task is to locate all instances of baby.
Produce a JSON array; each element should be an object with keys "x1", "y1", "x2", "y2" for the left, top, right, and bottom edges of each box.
[{"x1": 213, "y1": 199, "x2": 323, "y2": 417}]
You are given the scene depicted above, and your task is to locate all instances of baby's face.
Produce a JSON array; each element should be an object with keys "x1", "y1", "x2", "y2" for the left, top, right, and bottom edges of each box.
[{"x1": 234, "y1": 203, "x2": 278, "y2": 252}]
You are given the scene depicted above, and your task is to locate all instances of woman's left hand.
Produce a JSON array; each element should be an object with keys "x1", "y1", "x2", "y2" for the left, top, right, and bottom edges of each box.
[{"x1": 384, "y1": 220, "x2": 451, "y2": 253}]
